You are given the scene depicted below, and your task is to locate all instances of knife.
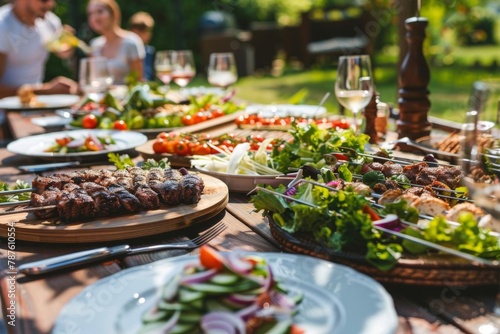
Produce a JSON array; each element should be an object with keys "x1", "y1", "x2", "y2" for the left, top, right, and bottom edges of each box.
[
  {"x1": 18, "y1": 245, "x2": 131, "y2": 275},
  {"x1": 18, "y1": 161, "x2": 81, "y2": 173}
]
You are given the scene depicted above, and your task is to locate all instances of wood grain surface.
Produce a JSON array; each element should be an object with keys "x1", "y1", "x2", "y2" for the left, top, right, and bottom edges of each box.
[{"x1": 0, "y1": 173, "x2": 228, "y2": 243}]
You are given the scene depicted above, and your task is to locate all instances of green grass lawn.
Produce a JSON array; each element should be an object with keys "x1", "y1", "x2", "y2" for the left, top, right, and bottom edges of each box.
[{"x1": 192, "y1": 46, "x2": 499, "y2": 125}]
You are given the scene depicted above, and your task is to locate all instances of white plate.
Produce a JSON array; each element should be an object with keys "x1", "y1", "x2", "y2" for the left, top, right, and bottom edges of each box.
[
  {"x1": 0, "y1": 94, "x2": 80, "y2": 110},
  {"x1": 244, "y1": 104, "x2": 327, "y2": 118},
  {"x1": 53, "y1": 253, "x2": 397, "y2": 334},
  {"x1": 7, "y1": 129, "x2": 147, "y2": 161},
  {"x1": 195, "y1": 167, "x2": 286, "y2": 193},
  {"x1": 31, "y1": 116, "x2": 72, "y2": 129}
]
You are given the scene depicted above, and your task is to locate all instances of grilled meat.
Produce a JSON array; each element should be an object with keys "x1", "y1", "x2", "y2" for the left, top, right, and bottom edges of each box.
[
  {"x1": 115, "y1": 177, "x2": 134, "y2": 193},
  {"x1": 56, "y1": 186, "x2": 97, "y2": 221},
  {"x1": 164, "y1": 168, "x2": 183, "y2": 181},
  {"x1": 81, "y1": 182, "x2": 122, "y2": 216},
  {"x1": 181, "y1": 174, "x2": 204, "y2": 204},
  {"x1": 134, "y1": 184, "x2": 161, "y2": 210},
  {"x1": 31, "y1": 187, "x2": 60, "y2": 218},
  {"x1": 381, "y1": 161, "x2": 403, "y2": 178},
  {"x1": 108, "y1": 184, "x2": 141, "y2": 213},
  {"x1": 32, "y1": 176, "x2": 63, "y2": 194},
  {"x1": 153, "y1": 179, "x2": 182, "y2": 205}
]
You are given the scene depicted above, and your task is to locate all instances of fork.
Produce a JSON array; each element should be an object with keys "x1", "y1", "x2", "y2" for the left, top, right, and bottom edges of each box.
[{"x1": 18, "y1": 222, "x2": 226, "y2": 276}]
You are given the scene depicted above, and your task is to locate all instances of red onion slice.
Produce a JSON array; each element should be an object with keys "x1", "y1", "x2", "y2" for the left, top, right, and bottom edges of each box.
[
  {"x1": 226, "y1": 293, "x2": 257, "y2": 306},
  {"x1": 180, "y1": 268, "x2": 218, "y2": 285},
  {"x1": 65, "y1": 139, "x2": 85, "y2": 148},
  {"x1": 201, "y1": 311, "x2": 245, "y2": 334},
  {"x1": 224, "y1": 252, "x2": 254, "y2": 275},
  {"x1": 269, "y1": 290, "x2": 296, "y2": 310},
  {"x1": 373, "y1": 214, "x2": 402, "y2": 231},
  {"x1": 236, "y1": 303, "x2": 260, "y2": 321}
]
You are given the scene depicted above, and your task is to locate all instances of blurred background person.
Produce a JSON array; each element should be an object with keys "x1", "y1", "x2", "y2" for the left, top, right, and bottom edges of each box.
[
  {"x1": 128, "y1": 11, "x2": 155, "y2": 81},
  {"x1": 87, "y1": 0, "x2": 145, "y2": 84},
  {"x1": 0, "y1": 0, "x2": 78, "y2": 99}
]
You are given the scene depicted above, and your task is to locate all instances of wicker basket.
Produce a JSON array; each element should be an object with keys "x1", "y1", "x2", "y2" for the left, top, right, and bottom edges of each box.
[{"x1": 268, "y1": 217, "x2": 500, "y2": 286}]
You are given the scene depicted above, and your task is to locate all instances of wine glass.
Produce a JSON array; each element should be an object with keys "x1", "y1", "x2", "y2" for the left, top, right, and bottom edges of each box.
[
  {"x1": 79, "y1": 57, "x2": 113, "y2": 102},
  {"x1": 207, "y1": 52, "x2": 238, "y2": 89},
  {"x1": 460, "y1": 82, "x2": 500, "y2": 221},
  {"x1": 170, "y1": 50, "x2": 196, "y2": 88},
  {"x1": 335, "y1": 55, "x2": 374, "y2": 134},
  {"x1": 154, "y1": 50, "x2": 174, "y2": 89}
]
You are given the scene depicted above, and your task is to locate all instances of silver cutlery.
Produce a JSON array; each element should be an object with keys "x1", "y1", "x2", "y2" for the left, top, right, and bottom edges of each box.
[{"x1": 18, "y1": 222, "x2": 227, "y2": 275}]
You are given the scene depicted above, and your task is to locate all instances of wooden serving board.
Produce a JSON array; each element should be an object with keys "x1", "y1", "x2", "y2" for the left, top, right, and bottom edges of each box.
[{"x1": 0, "y1": 173, "x2": 228, "y2": 243}]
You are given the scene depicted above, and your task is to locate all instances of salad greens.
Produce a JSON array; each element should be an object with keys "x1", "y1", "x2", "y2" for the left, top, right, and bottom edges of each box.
[
  {"x1": 271, "y1": 123, "x2": 370, "y2": 173},
  {"x1": 251, "y1": 181, "x2": 500, "y2": 271},
  {"x1": 0, "y1": 180, "x2": 31, "y2": 203},
  {"x1": 107, "y1": 153, "x2": 170, "y2": 170}
]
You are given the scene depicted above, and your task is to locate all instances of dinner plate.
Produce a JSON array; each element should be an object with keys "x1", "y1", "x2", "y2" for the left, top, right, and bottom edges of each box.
[
  {"x1": 31, "y1": 115, "x2": 72, "y2": 131},
  {"x1": 244, "y1": 104, "x2": 328, "y2": 118},
  {"x1": 0, "y1": 94, "x2": 80, "y2": 110},
  {"x1": 52, "y1": 253, "x2": 398, "y2": 334},
  {"x1": 194, "y1": 167, "x2": 286, "y2": 193},
  {"x1": 7, "y1": 129, "x2": 147, "y2": 161}
]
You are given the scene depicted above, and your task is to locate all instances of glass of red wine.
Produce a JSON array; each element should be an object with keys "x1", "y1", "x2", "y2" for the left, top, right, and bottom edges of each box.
[{"x1": 170, "y1": 50, "x2": 196, "y2": 88}]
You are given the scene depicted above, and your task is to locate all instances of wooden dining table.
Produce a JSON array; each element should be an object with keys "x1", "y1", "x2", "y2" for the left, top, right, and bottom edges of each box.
[{"x1": 0, "y1": 108, "x2": 499, "y2": 334}]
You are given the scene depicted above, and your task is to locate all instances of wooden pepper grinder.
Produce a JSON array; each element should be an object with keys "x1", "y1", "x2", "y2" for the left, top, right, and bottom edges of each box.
[
  {"x1": 364, "y1": 92, "x2": 379, "y2": 144},
  {"x1": 397, "y1": 16, "x2": 432, "y2": 144}
]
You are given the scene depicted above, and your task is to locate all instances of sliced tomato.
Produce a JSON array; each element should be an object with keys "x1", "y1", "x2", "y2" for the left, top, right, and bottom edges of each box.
[
  {"x1": 85, "y1": 138, "x2": 102, "y2": 151},
  {"x1": 55, "y1": 137, "x2": 71, "y2": 146},
  {"x1": 199, "y1": 245, "x2": 225, "y2": 270}
]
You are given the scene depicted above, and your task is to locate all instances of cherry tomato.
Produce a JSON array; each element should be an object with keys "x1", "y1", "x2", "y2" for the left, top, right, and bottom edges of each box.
[
  {"x1": 199, "y1": 245, "x2": 225, "y2": 270},
  {"x1": 333, "y1": 153, "x2": 349, "y2": 161},
  {"x1": 182, "y1": 115, "x2": 195, "y2": 126},
  {"x1": 82, "y1": 114, "x2": 98, "y2": 129},
  {"x1": 85, "y1": 138, "x2": 103, "y2": 151},
  {"x1": 192, "y1": 143, "x2": 211, "y2": 155},
  {"x1": 156, "y1": 132, "x2": 171, "y2": 140},
  {"x1": 153, "y1": 139, "x2": 166, "y2": 154},
  {"x1": 193, "y1": 111, "x2": 208, "y2": 124},
  {"x1": 211, "y1": 109, "x2": 224, "y2": 118},
  {"x1": 165, "y1": 140, "x2": 178, "y2": 154},
  {"x1": 175, "y1": 140, "x2": 191, "y2": 156},
  {"x1": 112, "y1": 120, "x2": 128, "y2": 130}
]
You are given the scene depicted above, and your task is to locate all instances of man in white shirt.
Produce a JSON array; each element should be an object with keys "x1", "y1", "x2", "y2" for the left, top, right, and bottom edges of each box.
[{"x1": 0, "y1": 0, "x2": 78, "y2": 98}]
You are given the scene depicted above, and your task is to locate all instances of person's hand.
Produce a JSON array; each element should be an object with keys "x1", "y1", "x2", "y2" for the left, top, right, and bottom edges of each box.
[{"x1": 22, "y1": 77, "x2": 80, "y2": 96}]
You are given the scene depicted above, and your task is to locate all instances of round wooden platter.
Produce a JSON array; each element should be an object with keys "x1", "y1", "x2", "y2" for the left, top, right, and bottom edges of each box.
[
  {"x1": 268, "y1": 217, "x2": 500, "y2": 286},
  {"x1": 0, "y1": 173, "x2": 228, "y2": 243}
]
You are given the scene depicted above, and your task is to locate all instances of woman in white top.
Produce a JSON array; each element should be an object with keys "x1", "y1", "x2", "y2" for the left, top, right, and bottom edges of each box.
[{"x1": 87, "y1": 0, "x2": 145, "y2": 84}]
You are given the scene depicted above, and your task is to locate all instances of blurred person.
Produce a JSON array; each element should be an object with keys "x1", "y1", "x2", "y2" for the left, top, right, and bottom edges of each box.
[
  {"x1": 0, "y1": 0, "x2": 79, "y2": 99},
  {"x1": 87, "y1": 0, "x2": 145, "y2": 84},
  {"x1": 128, "y1": 11, "x2": 155, "y2": 81}
]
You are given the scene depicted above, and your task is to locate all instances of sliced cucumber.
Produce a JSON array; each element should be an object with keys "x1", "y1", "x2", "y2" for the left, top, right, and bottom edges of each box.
[
  {"x1": 179, "y1": 288, "x2": 204, "y2": 303},
  {"x1": 141, "y1": 308, "x2": 170, "y2": 323},
  {"x1": 178, "y1": 312, "x2": 203, "y2": 324},
  {"x1": 162, "y1": 275, "x2": 180, "y2": 301},
  {"x1": 205, "y1": 299, "x2": 234, "y2": 312},
  {"x1": 187, "y1": 280, "x2": 258, "y2": 294},
  {"x1": 158, "y1": 301, "x2": 188, "y2": 312},
  {"x1": 169, "y1": 322, "x2": 198, "y2": 334},
  {"x1": 186, "y1": 298, "x2": 204, "y2": 311},
  {"x1": 210, "y1": 273, "x2": 240, "y2": 285}
]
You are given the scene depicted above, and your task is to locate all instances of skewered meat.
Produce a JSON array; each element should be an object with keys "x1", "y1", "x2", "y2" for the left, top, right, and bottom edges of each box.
[
  {"x1": 344, "y1": 182, "x2": 371, "y2": 196},
  {"x1": 81, "y1": 182, "x2": 122, "y2": 216},
  {"x1": 147, "y1": 169, "x2": 164, "y2": 182},
  {"x1": 115, "y1": 177, "x2": 134, "y2": 192},
  {"x1": 181, "y1": 174, "x2": 204, "y2": 204},
  {"x1": 108, "y1": 184, "x2": 141, "y2": 213},
  {"x1": 412, "y1": 197, "x2": 450, "y2": 217},
  {"x1": 446, "y1": 202, "x2": 486, "y2": 222},
  {"x1": 381, "y1": 161, "x2": 403, "y2": 178},
  {"x1": 127, "y1": 166, "x2": 147, "y2": 176},
  {"x1": 150, "y1": 179, "x2": 181, "y2": 205},
  {"x1": 32, "y1": 176, "x2": 63, "y2": 194},
  {"x1": 31, "y1": 187, "x2": 60, "y2": 218},
  {"x1": 404, "y1": 187, "x2": 435, "y2": 198},
  {"x1": 402, "y1": 162, "x2": 428, "y2": 183},
  {"x1": 113, "y1": 169, "x2": 130, "y2": 178},
  {"x1": 164, "y1": 168, "x2": 183, "y2": 181},
  {"x1": 377, "y1": 189, "x2": 403, "y2": 206},
  {"x1": 134, "y1": 184, "x2": 161, "y2": 210},
  {"x1": 56, "y1": 186, "x2": 97, "y2": 221}
]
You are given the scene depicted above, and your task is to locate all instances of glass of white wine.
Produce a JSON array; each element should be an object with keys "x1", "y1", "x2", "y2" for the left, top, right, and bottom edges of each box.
[
  {"x1": 207, "y1": 52, "x2": 238, "y2": 89},
  {"x1": 170, "y1": 50, "x2": 196, "y2": 88},
  {"x1": 335, "y1": 55, "x2": 374, "y2": 134},
  {"x1": 79, "y1": 57, "x2": 113, "y2": 102},
  {"x1": 155, "y1": 50, "x2": 174, "y2": 89}
]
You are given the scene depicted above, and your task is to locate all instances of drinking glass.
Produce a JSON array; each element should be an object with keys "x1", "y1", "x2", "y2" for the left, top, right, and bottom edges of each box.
[
  {"x1": 79, "y1": 57, "x2": 113, "y2": 102},
  {"x1": 207, "y1": 52, "x2": 238, "y2": 89},
  {"x1": 155, "y1": 50, "x2": 174, "y2": 88},
  {"x1": 335, "y1": 55, "x2": 374, "y2": 134},
  {"x1": 170, "y1": 50, "x2": 196, "y2": 88},
  {"x1": 460, "y1": 82, "x2": 500, "y2": 219}
]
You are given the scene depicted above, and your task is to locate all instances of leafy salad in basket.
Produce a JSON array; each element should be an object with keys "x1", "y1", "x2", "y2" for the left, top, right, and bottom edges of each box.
[
  {"x1": 139, "y1": 246, "x2": 304, "y2": 334},
  {"x1": 44, "y1": 133, "x2": 116, "y2": 153}
]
